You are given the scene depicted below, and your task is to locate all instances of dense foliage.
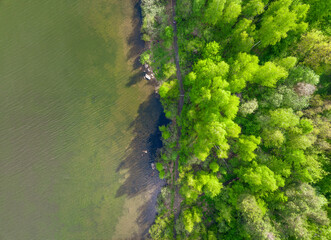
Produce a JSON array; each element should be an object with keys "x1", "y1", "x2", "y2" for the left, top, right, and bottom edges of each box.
[{"x1": 141, "y1": 0, "x2": 330, "y2": 239}]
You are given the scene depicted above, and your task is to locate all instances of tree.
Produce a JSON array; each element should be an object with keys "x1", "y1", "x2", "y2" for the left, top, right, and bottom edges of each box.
[
  {"x1": 286, "y1": 133, "x2": 316, "y2": 150},
  {"x1": 223, "y1": 118, "x2": 241, "y2": 138},
  {"x1": 162, "y1": 26, "x2": 174, "y2": 40},
  {"x1": 209, "y1": 161, "x2": 220, "y2": 173},
  {"x1": 149, "y1": 214, "x2": 174, "y2": 240},
  {"x1": 240, "y1": 163, "x2": 284, "y2": 193},
  {"x1": 193, "y1": 0, "x2": 206, "y2": 15},
  {"x1": 227, "y1": 19, "x2": 255, "y2": 54},
  {"x1": 299, "y1": 118, "x2": 314, "y2": 134},
  {"x1": 259, "y1": 85, "x2": 311, "y2": 110},
  {"x1": 192, "y1": 121, "x2": 229, "y2": 160},
  {"x1": 181, "y1": 58, "x2": 242, "y2": 161},
  {"x1": 159, "y1": 80, "x2": 179, "y2": 118},
  {"x1": 156, "y1": 163, "x2": 165, "y2": 179},
  {"x1": 222, "y1": 95, "x2": 240, "y2": 119},
  {"x1": 294, "y1": 82, "x2": 316, "y2": 96},
  {"x1": 295, "y1": 30, "x2": 331, "y2": 74},
  {"x1": 182, "y1": 171, "x2": 222, "y2": 200},
  {"x1": 204, "y1": 0, "x2": 226, "y2": 25},
  {"x1": 242, "y1": 0, "x2": 265, "y2": 18},
  {"x1": 202, "y1": 41, "x2": 221, "y2": 59},
  {"x1": 278, "y1": 85, "x2": 310, "y2": 110},
  {"x1": 302, "y1": 0, "x2": 331, "y2": 32},
  {"x1": 161, "y1": 26, "x2": 174, "y2": 49},
  {"x1": 257, "y1": 0, "x2": 309, "y2": 48},
  {"x1": 268, "y1": 108, "x2": 300, "y2": 130},
  {"x1": 228, "y1": 53, "x2": 259, "y2": 92},
  {"x1": 159, "y1": 80, "x2": 178, "y2": 99},
  {"x1": 284, "y1": 150, "x2": 312, "y2": 181},
  {"x1": 262, "y1": 129, "x2": 285, "y2": 148},
  {"x1": 253, "y1": 62, "x2": 288, "y2": 87},
  {"x1": 177, "y1": 0, "x2": 193, "y2": 19},
  {"x1": 234, "y1": 135, "x2": 261, "y2": 162},
  {"x1": 278, "y1": 183, "x2": 330, "y2": 239},
  {"x1": 182, "y1": 207, "x2": 202, "y2": 233},
  {"x1": 140, "y1": 50, "x2": 151, "y2": 64},
  {"x1": 275, "y1": 56, "x2": 297, "y2": 70},
  {"x1": 219, "y1": 0, "x2": 242, "y2": 31},
  {"x1": 204, "y1": 174, "x2": 223, "y2": 198},
  {"x1": 141, "y1": 0, "x2": 166, "y2": 38},
  {"x1": 286, "y1": 66, "x2": 320, "y2": 86},
  {"x1": 193, "y1": 59, "x2": 229, "y2": 82},
  {"x1": 239, "y1": 98, "x2": 259, "y2": 116},
  {"x1": 238, "y1": 194, "x2": 279, "y2": 239},
  {"x1": 162, "y1": 62, "x2": 176, "y2": 79}
]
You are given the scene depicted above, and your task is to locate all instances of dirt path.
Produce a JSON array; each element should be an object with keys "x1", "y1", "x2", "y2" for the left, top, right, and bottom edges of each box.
[{"x1": 170, "y1": 0, "x2": 184, "y2": 235}]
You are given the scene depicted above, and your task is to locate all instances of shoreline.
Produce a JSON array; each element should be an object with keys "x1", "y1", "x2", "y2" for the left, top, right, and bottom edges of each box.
[
  {"x1": 111, "y1": 0, "x2": 169, "y2": 238},
  {"x1": 139, "y1": 0, "x2": 182, "y2": 238}
]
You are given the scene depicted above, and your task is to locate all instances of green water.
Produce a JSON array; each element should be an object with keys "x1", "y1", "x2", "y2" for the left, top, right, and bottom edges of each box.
[{"x1": 0, "y1": 0, "x2": 161, "y2": 239}]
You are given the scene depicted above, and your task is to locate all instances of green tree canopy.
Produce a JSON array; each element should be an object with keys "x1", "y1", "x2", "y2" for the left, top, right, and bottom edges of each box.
[{"x1": 257, "y1": 0, "x2": 309, "y2": 48}]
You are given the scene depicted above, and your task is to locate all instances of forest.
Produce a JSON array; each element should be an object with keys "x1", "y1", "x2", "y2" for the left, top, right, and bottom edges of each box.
[{"x1": 140, "y1": 0, "x2": 330, "y2": 239}]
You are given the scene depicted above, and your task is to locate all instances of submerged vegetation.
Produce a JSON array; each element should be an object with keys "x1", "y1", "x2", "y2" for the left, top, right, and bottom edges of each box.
[{"x1": 141, "y1": 0, "x2": 330, "y2": 239}]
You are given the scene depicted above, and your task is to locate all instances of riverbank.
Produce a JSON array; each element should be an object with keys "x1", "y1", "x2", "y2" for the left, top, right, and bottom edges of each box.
[
  {"x1": 140, "y1": 0, "x2": 183, "y2": 238},
  {"x1": 110, "y1": 0, "x2": 170, "y2": 238}
]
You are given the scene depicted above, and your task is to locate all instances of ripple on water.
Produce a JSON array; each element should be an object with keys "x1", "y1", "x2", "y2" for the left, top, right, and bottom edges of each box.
[{"x1": 0, "y1": 0, "x2": 163, "y2": 239}]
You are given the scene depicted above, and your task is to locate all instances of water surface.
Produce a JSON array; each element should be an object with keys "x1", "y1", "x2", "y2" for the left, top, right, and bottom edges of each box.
[{"x1": 0, "y1": 0, "x2": 162, "y2": 239}]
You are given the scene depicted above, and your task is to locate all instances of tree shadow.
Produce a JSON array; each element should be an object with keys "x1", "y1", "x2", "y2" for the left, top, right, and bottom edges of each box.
[
  {"x1": 126, "y1": 71, "x2": 145, "y2": 87},
  {"x1": 115, "y1": 0, "x2": 172, "y2": 237},
  {"x1": 126, "y1": 0, "x2": 147, "y2": 87},
  {"x1": 115, "y1": 93, "x2": 170, "y2": 238}
]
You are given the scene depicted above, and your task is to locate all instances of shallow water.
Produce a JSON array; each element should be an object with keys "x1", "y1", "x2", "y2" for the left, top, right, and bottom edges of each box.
[{"x1": 0, "y1": 0, "x2": 163, "y2": 239}]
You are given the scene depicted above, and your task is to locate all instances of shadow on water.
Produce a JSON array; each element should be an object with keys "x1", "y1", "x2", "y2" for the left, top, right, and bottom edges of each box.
[
  {"x1": 115, "y1": 0, "x2": 171, "y2": 238},
  {"x1": 115, "y1": 93, "x2": 170, "y2": 237},
  {"x1": 126, "y1": 0, "x2": 147, "y2": 87}
]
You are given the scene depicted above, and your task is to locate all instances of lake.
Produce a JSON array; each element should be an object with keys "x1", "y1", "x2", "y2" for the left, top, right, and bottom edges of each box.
[{"x1": 0, "y1": 0, "x2": 163, "y2": 239}]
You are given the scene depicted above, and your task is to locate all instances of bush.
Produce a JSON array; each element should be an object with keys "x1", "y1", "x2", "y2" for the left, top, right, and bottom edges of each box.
[
  {"x1": 209, "y1": 161, "x2": 220, "y2": 173},
  {"x1": 140, "y1": 51, "x2": 151, "y2": 65}
]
